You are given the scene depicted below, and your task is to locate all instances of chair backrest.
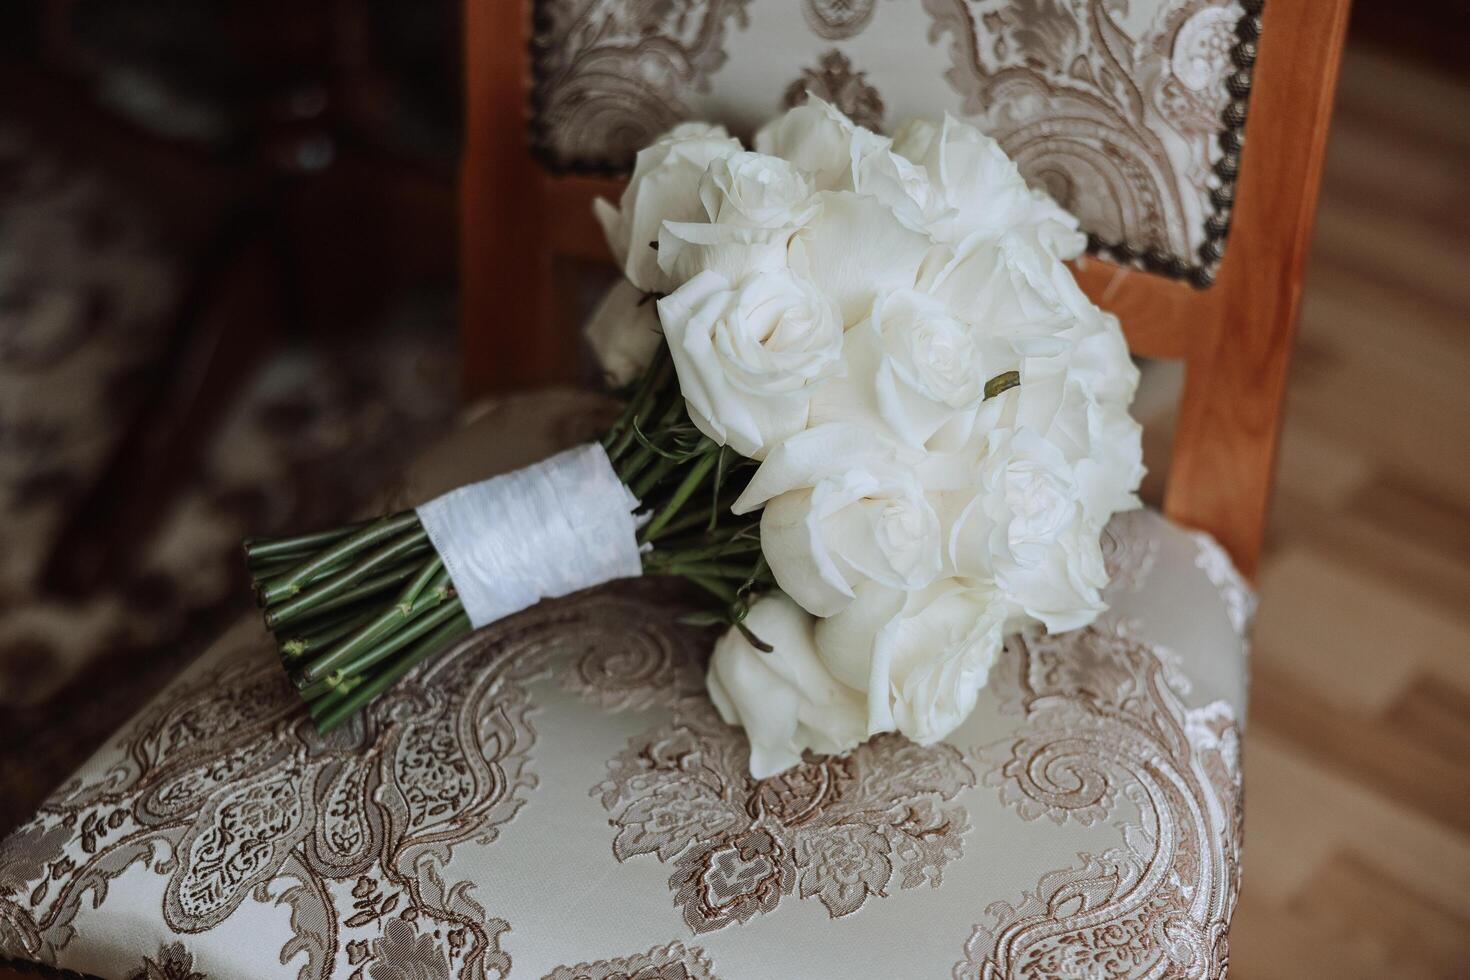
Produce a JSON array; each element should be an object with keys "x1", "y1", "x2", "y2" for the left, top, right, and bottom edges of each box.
[{"x1": 460, "y1": 0, "x2": 1351, "y2": 579}]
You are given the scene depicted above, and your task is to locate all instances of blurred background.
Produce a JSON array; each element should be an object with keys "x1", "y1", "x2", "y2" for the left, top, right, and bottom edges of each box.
[{"x1": 0, "y1": 2, "x2": 1466, "y2": 977}]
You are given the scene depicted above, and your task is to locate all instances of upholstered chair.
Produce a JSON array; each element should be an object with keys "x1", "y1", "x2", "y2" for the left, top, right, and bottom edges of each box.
[{"x1": 0, "y1": 1, "x2": 1348, "y2": 977}]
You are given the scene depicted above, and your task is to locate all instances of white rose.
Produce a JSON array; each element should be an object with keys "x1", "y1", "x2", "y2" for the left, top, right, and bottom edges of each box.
[
  {"x1": 706, "y1": 594, "x2": 867, "y2": 778},
  {"x1": 814, "y1": 579, "x2": 1005, "y2": 743},
  {"x1": 790, "y1": 191, "x2": 934, "y2": 326},
  {"x1": 922, "y1": 232, "x2": 1064, "y2": 335},
  {"x1": 870, "y1": 290, "x2": 982, "y2": 420},
  {"x1": 942, "y1": 426, "x2": 1109, "y2": 632},
  {"x1": 594, "y1": 123, "x2": 741, "y2": 293},
  {"x1": 657, "y1": 268, "x2": 844, "y2": 458},
  {"x1": 920, "y1": 229, "x2": 1138, "y2": 410},
  {"x1": 1038, "y1": 310, "x2": 1139, "y2": 407},
  {"x1": 1030, "y1": 194, "x2": 1089, "y2": 261},
  {"x1": 757, "y1": 99, "x2": 946, "y2": 233},
  {"x1": 754, "y1": 97, "x2": 886, "y2": 192},
  {"x1": 894, "y1": 115, "x2": 1083, "y2": 256},
  {"x1": 1012, "y1": 373, "x2": 1144, "y2": 525},
  {"x1": 853, "y1": 146, "x2": 950, "y2": 233},
  {"x1": 656, "y1": 220, "x2": 794, "y2": 287},
  {"x1": 584, "y1": 280, "x2": 663, "y2": 387},
  {"x1": 699, "y1": 151, "x2": 819, "y2": 228},
  {"x1": 654, "y1": 152, "x2": 819, "y2": 285},
  {"x1": 810, "y1": 288, "x2": 999, "y2": 452},
  {"x1": 734, "y1": 424, "x2": 941, "y2": 617},
  {"x1": 889, "y1": 116, "x2": 941, "y2": 164}
]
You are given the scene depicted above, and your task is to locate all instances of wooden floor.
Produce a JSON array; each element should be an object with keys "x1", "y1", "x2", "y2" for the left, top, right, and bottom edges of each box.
[{"x1": 1222, "y1": 44, "x2": 1470, "y2": 979}]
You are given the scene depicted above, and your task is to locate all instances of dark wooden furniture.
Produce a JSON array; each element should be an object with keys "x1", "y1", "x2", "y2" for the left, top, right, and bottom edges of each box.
[{"x1": 0, "y1": 0, "x2": 458, "y2": 595}]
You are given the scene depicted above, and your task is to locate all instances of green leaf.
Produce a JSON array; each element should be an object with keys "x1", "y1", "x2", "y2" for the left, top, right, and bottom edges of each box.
[
  {"x1": 642, "y1": 451, "x2": 720, "y2": 540},
  {"x1": 630, "y1": 417, "x2": 705, "y2": 462},
  {"x1": 708, "y1": 445, "x2": 731, "y2": 531}
]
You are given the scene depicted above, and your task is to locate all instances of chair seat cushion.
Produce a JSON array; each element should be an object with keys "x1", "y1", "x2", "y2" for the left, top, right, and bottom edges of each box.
[{"x1": 0, "y1": 393, "x2": 1252, "y2": 980}]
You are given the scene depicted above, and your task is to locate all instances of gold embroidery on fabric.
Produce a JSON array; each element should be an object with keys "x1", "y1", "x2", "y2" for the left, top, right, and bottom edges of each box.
[
  {"x1": 783, "y1": 50, "x2": 887, "y2": 133},
  {"x1": 0, "y1": 595, "x2": 704, "y2": 980},
  {"x1": 1100, "y1": 509, "x2": 1160, "y2": 600},
  {"x1": 596, "y1": 699, "x2": 976, "y2": 933},
  {"x1": 922, "y1": 0, "x2": 1241, "y2": 267},
  {"x1": 1189, "y1": 530, "x2": 1256, "y2": 637},
  {"x1": 801, "y1": 0, "x2": 887, "y2": 40},
  {"x1": 528, "y1": 0, "x2": 753, "y2": 170},
  {"x1": 957, "y1": 626, "x2": 1243, "y2": 979},
  {"x1": 126, "y1": 940, "x2": 207, "y2": 980},
  {"x1": 525, "y1": 0, "x2": 1249, "y2": 275},
  {"x1": 543, "y1": 940, "x2": 717, "y2": 980},
  {"x1": 1, "y1": 518, "x2": 1246, "y2": 977}
]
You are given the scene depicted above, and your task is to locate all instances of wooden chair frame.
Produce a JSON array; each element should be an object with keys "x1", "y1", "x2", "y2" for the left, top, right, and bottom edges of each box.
[{"x1": 461, "y1": 0, "x2": 1352, "y2": 579}]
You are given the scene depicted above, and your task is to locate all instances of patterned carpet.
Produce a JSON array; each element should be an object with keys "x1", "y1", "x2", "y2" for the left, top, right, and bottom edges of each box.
[{"x1": 0, "y1": 123, "x2": 457, "y2": 833}]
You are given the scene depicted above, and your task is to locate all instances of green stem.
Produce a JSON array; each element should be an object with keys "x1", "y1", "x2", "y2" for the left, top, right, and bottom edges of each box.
[
  {"x1": 260, "y1": 512, "x2": 420, "y2": 604},
  {"x1": 300, "y1": 600, "x2": 465, "y2": 700},
  {"x1": 315, "y1": 613, "x2": 473, "y2": 733},
  {"x1": 653, "y1": 561, "x2": 755, "y2": 579},
  {"x1": 275, "y1": 562, "x2": 421, "y2": 626},
  {"x1": 392, "y1": 555, "x2": 444, "y2": 612},
  {"x1": 243, "y1": 519, "x2": 373, "y2": 562},
  {"x1": 642, "y1": 505, "x2": 728, "y2": 544},
  {"x1": 264, "y1": 529, "x2": 429, "y2": 629},
  {"x1": 641, "y1": 452, "x2": 718, "y2": 540},
  {"x1": 307, "y1": 682, "x2": 356, "y2": 721},
  {"x1": 254, "y1": 552, "x2": 357, "y2": 601},
  {"x1": 280, "y1": 608, "x2": 379, "y2": 661},
  {"x1": 295, "y1": 569, "x2": 452, "y2": 684},
  {"x1": 641, "y1": 537, "x2": 761, "y2": 570},
  {"x1": 685, "y1": 573, "x2": 737, "y2": 604},
  {"x1": 249, "y1": 552, "x2": 321, "y2": 576},
  {"x1": 605, "y1": 349, "x2": 670, "y2": 461},
  {"x1": 615, "y1": 389, "x2": 687, "y2": 488},
  {"x1": 631, "y1": 453, "x2": 679, "y2": 500}
]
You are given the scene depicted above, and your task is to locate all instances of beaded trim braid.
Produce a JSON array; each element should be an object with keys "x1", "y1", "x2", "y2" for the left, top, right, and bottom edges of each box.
[
  {"x1": 523, "y1": 0, "x2": 1266, "y2": 290},
  {"x1": 1090, "y1": 0, "x2": 1264, "y2": 288}
]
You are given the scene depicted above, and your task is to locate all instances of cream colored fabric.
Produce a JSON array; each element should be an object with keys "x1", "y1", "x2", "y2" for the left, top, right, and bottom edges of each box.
[
  {"x1": 0, "y1": 391, "x2": 1251, "y2": 979},
  {"x1": 529, "y1": 0, "x2": 1250, "y2": 279}
]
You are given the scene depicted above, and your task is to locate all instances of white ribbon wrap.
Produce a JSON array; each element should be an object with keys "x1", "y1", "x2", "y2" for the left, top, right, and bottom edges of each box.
[{"x1": 415, "y1": 443, "x2": 642, "y2": 628}]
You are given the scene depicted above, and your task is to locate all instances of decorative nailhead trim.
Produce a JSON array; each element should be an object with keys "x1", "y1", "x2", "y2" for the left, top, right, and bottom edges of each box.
[
  {"x1": 1216, "y1": 151, "x2": 1241, "y2": 181},
  {"x1": 524, "y1": 5, "x2": 627, "y2": 175},
  {"x1": 1018, "y1": 2, "x2": 1263, "y2": 289},
  {"x1": 523, "y1": 0, "x2": 1265, "y2": 292}
]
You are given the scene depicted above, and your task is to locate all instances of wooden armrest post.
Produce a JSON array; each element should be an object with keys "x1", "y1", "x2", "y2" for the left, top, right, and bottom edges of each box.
[{"x1": 1164, "y1": 0, "x2": 1351, "y2": 580}]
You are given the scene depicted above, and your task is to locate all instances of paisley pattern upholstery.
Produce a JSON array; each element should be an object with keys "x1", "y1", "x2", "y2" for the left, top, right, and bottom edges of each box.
[
  {"x1": 0, "y1": 394, "x2": 1252, "y2": 979},
  {"x1": 526, "y1": 0, "x2": 1261, "y2": 286},
  {"x1": 0, "y1": 123, "x2": 459, "y2": 837}
]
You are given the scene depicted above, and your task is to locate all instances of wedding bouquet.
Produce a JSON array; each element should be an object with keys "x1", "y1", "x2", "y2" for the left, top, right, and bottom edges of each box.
[{"x1": 242, "y1": 98, "x2": 1143, "y2": 777}]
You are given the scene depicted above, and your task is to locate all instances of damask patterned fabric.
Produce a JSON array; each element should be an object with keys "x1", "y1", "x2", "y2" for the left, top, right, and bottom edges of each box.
[
  {"x1": 527, "y1": 0, "x2": 1260, "y2": 286},
  {"x1": 0, "y1": 123, "x2": 458, "y2": 835},
  {"x1": 0, "y1": 391, "x2": 1252, "y2": 979}
]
